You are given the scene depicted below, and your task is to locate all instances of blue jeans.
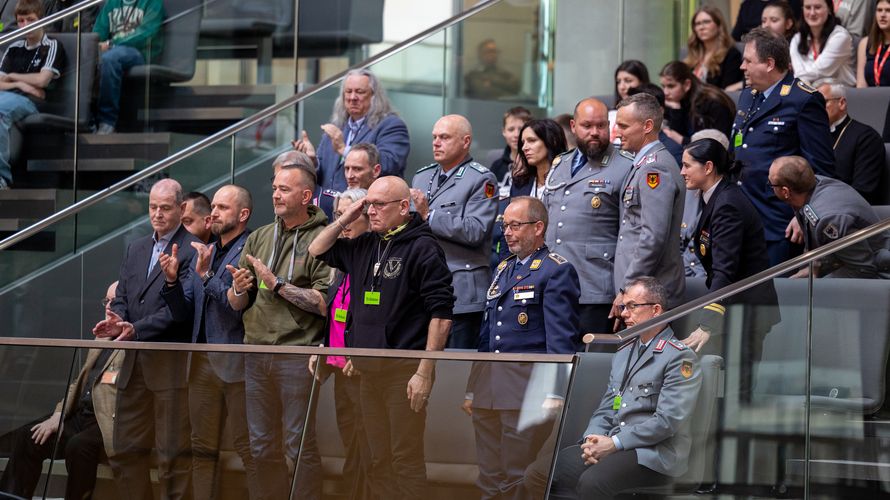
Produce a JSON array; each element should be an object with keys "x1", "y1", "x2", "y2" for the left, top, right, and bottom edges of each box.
[
  {"x1": 244, "y1": 353, "x2": 320, "y2": 500},
  {"x1": 0, "y1": 91, "x2": 37, "y2": 184},
  {"x1": 97, "y1": 45, "x2": 144, "y2": 127}
]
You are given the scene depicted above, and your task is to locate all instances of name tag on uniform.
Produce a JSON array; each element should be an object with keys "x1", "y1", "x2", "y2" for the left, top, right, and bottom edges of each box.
[
  {"x1": 513, "y1": 291, "x2": 535, "y2": 300},
  {"x1": 334, "y1": 308, "x2": 347, "y2": 322},
  {"x1": 623, "y1": 187, "x2": 634, "y2": 202},
  {"x1": 101, "y1": 369, "x2": 118, "y2": 385},
  {"x1": 767, "y1": 119, "x2": 785, "y2": 126},
  {"x1": 612, "y1": 395, "x2": 622, "y2": 410},
  {"x1": 363, "y1": 291, "x2": 381, "y2": 306}
]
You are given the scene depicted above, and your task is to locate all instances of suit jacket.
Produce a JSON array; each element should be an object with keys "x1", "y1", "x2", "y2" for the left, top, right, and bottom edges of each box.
[
  {"x1": 831, "y1": 115, "x2": 885, "y2": 204},
  {"x1": 411, "y1": 157, "x2": 498, "y2": 314},
  {"x1": 56, "y1": 348, "x2": 124, "y2": 458},
  {"x1": 111, "y1": 224, "x2": 199, "y2": 390},
  {"x1": 160, "y1": 230, "x2": 250, "y2": 384},
  {"x1": 583, "y1": 327, "x2": 701, "y2": 477},
  {"x1": 614, "y1": 143, "x2": 686, "y2": 306},
  {"x1": 731, "y1": 72, "x2": 836, "y2": 241},
  {"x1": 693, "y1": 180, "x2": 779, "y2": 335},
  {"x1": 543, "y1": 145, "x2": 634, "y2": 304}
]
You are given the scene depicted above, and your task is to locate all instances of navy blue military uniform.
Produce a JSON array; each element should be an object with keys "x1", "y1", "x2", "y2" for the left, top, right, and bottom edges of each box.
[
  {"x1": 468, "y1": 246, "x2": 580, "y2": 500},
  {"x1": 731, "y1": 72, "x2": 835, "y2": 264}
]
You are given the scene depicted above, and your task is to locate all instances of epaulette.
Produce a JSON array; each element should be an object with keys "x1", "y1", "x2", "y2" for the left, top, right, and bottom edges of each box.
[
  {"x1": 618, "y1": 339, "x2": 635, "y2": 351},
  {"x1": 618, "y1": 149, "x2": 635, "y2": 161},
  {"x1": 803, "y1": 204, "x2": 820, "y2": 226},
  {"x1": 552, "y1": 149, "x2": 574, "y2": 167},
  {"x1": 321, "y1": 188, "x2": 340, "y2": 198},
  {"x1": 668, "y1": 339, "x2": 687, "y2": 351},
  {"x1": 496, "y1": 254, "x2": 517, "y2": 271},
  {"x1": 547, "y1": 252, "x2": 567, "y2": 265},
  {"x1": 797, "y1": 80, "x2": 817, "y2": 94},
  {"x1": 468, "y1": 162, "x2": 490, "y2": 174},
  {"x1": 416, "y1": 163, "x2": 437, "y2": 174}
]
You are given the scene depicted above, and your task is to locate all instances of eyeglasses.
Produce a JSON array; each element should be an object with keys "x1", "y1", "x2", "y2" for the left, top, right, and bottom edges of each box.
[
  {"x1": 765, "y1": 180, "x2": 784, "y2": 190},
  {"x1": 101, "y1": 298, "x2": 112, "y2": 307},
  {"x1": 617, "y1": 302, "x2": 657, "y2": 313},
  {"x1": 366, "y1": 199, "x2": 403, "y2": 210},
  {"x1": 501, "y1": 221, "x2": 539, "y2": 232}
]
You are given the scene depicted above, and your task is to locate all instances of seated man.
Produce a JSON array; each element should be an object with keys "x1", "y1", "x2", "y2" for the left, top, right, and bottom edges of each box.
[
  {"x1": 0, "y1": 282, "x2": 122, "y2": 499},
  {"x1": 93, "y1": 0, "x2": 164, "y2": 134},
  {"x1": 550, "y1": 277, "x2": 701, "y2": 499},
  {"x1": 0, "y1": 0, "x2": 65, "y2": 189}
]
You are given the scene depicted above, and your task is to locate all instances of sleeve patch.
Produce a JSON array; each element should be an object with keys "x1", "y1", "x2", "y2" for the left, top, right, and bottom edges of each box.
[
  {"x1": 484, "y1": 182, "x2": 496, "y2": 198},
  {"x1": 646, "y1": 172, "x2": 660, "y2": 189},
  {"x1": 681, "y1": 360, "x2": 693, "y2": 378},
  {"x1": 823, "y1": 223, "x2": 839, "y2": 240}
]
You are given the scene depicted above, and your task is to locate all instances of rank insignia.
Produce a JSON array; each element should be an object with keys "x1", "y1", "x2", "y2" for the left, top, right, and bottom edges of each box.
[
  {"x1": 591, "y1": 195, "x2": 601, "y2": 209},
  {"x1": 700, "y1": 243, "x2": 707, "y2": 256},
  {"x1": 803, "y1": 204, "x2": 820, "y2": 226},
  {"x1": 518, "y1": 312, "x2": 528, "y2": 325},
  {"x1": 681, "y1": 360, "x2": 693, "y2": 379},
  {"x1": 645, "y1": 154, "x2": 657, "y2": 164},
  {"x1": 646, "y1": 173, "x2": 660, "y2": 189},
  {"x1": 485, "y1": 182, "x2": 496, "y2": 199},
  {"x1": 600, "y1": 154, "x2": 611, "y2": 165},
  {"x1": 823, "y1": 223, "x2": 839, "y2": 240},
  {"x1": 552, "y1": 155, "x2": 562, "y2": 167},
  {"x1": 530, "y1": 259, "x2": 542, "y2": 270},
  {"x1": 780, "y1": 84, "x2": 791, "y2": 96},
  {"x1": 497, "y1": 259, "x2": 508, "y2": 271}
]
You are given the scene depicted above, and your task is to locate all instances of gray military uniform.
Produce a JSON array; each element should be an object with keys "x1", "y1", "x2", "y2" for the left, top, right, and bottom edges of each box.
[
  {"x1": 614, "y1": 142, "x2": 687, "y2": 306},
  {"x1": 543, "y1": 145, "x2": 633, "y2": 304},
  {"x1": 681, "y1": 189, "x2": 706, "y2": 278},
  {"x1": 797, "y1": 175, "x2": 890, "y2": 279},
  {"x1": 412, "y1": 157, "x2": 498, "y2": 313},
  {"x1": 583, "y1": 326, "x2": 701, "y2": 477}
]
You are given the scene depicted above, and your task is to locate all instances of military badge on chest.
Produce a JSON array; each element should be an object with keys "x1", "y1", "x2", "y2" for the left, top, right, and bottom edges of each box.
[{"x1": 699, "y1": 230, "x2": 710, "y2": 256}]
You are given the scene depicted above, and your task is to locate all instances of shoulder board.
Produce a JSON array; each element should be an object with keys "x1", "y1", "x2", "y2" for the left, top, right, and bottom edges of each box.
[
  {"x1": 668, "y1": 339, "x2": 687, "y2": 351},
  {"x1": 653, "y1": 339, "x2": 667, "y2": 352},
  {"x1": 618, "y1": 149, "x2": 635, "y2": 161},
  {"x1": 552, "y1": 150, "x2": 573, "y2": 166},
  {"x1": 796, "y1": 80, "x2": 817, "y2": 94},
  {"x1": 415, "y1": 163, "x2": 438, "y2": 174},
  {"x1": 618, "y1": 339, "x2": 635, "y2": 351},
  {"x1": 468, "y1": 162, "x2": 489, "y2": 174},
  {"x1": 496, "y1": 254, "x2": 517, "y2": 271},
  {"x1": 321, "y1": 188, "x2": 340, "y2": 198},
  {"x1": 548, "y1": 252, "x2": 567, "y2": 265},
  {"x1": 803, "y1": 204, "x2": 820, "y2": 226}
]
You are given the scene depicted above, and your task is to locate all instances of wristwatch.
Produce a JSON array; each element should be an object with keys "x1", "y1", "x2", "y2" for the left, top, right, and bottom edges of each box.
[
  {"x1": 201, "y1": 270, "x2": 214, "y2": 282},
  {"x1": 273, "y1": 277, "x2": 286, "y2": 294}
]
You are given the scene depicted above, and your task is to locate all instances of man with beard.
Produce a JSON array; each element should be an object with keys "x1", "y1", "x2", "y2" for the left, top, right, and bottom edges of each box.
[
  {"x1": 158, "y1": 184, "x2": 258, "y2": 499},
  {"x1": 543, "y1": 97, "x2": 634, "y2": 334}
]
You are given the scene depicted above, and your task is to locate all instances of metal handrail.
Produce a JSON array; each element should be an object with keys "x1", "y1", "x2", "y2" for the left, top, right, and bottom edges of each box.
[
  {"x1": 583, "y1": 216, "x2": 890, "y2": 346},
  {"x1": 0, "y1": 0, "x2": 502, "y2": 251},
  {"x1": 0, "y1": 0, "x2": 104, "y2": 47}
]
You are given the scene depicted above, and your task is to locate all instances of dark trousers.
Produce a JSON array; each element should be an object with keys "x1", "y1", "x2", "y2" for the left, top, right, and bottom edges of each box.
[
  {"x1": 359, "y1": 362, "x2": 427, "y2": 500},
  {"x1": 332, "y1": 369, "x2": 370, "y2": 499},
  {"x1": 472, "y1": 408, "x2": 552, "y2": 500},
  {"x1": 188, "y1": 352, "x2": 257, "y2": 500},
  {"x1": 550, "y1": 446, "x2": 671, "y2": 499},
  {"x1": 578, "y1": 304, "x2": 614, "y2": 340},
  {"x1": 109, "y1": 359, "x2": 192, "y2": 500},
  {"x1": 449, "y1": 312, "x2": 484, "y2": 349},
  {"x1": 0, "y1": 410, "x2": 105, "y2": 499},
  {"x1": 766, "y1": 238, "x2": 803, "y2": 268}
]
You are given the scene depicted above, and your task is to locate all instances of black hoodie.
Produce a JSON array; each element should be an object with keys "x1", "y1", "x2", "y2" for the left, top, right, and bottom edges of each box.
[{"x1": 318, "y1": 214, "x2": 454, "y2": 350}]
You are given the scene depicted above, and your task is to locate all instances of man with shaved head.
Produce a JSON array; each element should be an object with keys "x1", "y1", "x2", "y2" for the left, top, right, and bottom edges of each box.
[
  {"x1": 159, "y1": 184, "x2": 257, "y2": 498},
  {"x1": 410, "y1": 114, "x2": 498, "y2": 349},
  {"x1": 310, "y1": 175, "x2": 454, "y2": 499},
  {"x1": 543, "y1": 97, "x2": 634, "y2": 335},
  {"x1": 92, "y1": 177, "x2": 199, "y2": 499}
]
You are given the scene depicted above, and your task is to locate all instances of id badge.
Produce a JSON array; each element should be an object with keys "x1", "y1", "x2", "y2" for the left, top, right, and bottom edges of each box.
[
  {"x1": 733, "y1": 131, "x2": 743, "y2": 148},
  {"x1": 363, "y1": 291, "x2": 381, "y2": 306},
  {"x1": 612, "y1": 395, "x2": 622, "y2": 410},
  {"x1": 334, "y1": 308, "x2": 347, "y2": 322},
  {"x1": 101, "y1": 369, "x2": 119, "y2": 385}
]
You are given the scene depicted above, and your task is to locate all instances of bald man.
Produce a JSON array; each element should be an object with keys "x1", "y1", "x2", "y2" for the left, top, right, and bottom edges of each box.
[
  {"x1": 310, "y1": 176, "x2": 454, "y2": 499},
  {"x1": 92, "y1": 178, "x2": 199, "y2": 500},
  {"x1": 410, "y1": 114, "x2": 498, "y2": 349}
]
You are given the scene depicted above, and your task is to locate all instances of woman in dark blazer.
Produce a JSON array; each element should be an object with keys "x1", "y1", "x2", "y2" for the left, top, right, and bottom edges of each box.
[{"x1": 679, "y1": 139, "x2": 780, "y2": 397}]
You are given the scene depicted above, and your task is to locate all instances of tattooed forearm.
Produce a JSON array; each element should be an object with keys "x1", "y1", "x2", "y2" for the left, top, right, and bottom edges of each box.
[{"x1": 278, "y1": 285, "x2": 327, "y2": 316}]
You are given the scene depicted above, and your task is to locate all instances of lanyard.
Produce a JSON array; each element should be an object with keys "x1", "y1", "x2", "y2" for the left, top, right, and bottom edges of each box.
[
  {"x1": 426, "y1": 165, "x2": 443, "y2": 200},
  {"x1": 618, "y1": 338, "x2": 650, "y2": 394},
  {"x1": 811, "y1": 42, "x2": 820, "y2": 61},
  {"x1": 338, "y1": 274, "x2": 350, "y2": 304},
  {"x1": 266, "y1": 221, "x2": 299, "y2": 282},
  {"x1": 875, "y1": 44, "x2": 890, "y2": 86},
  {"x1": 371, "y1": 239, "x2": 393, "y2": 290}
]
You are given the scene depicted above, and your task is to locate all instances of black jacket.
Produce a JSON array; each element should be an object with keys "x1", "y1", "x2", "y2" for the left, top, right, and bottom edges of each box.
[
  {"x1": 318, "y1": 214, "x2": 454, "y2": 350},
  {"x1": 832, "y1": 115, "x2": 886, "y2": 204}
]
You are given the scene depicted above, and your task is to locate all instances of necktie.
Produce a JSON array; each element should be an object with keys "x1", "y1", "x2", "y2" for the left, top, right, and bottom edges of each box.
[
  {"x1": 438, "y1": 172, "x2": 448, "y2": 188},
  {"x1": 510, "y1": 260, "x2": 524, "y2": 281},
  {"x1": 571, "y1": 153, "x2": 588, "y2": 177}
]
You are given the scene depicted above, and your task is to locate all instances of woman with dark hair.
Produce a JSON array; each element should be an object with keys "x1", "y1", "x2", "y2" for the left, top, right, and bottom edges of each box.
[
  {"x1": 513, "y1": 119, "x2": 568, "y2": 198},
  {"x1": 685, "y1": 5, "x2": 744, "y2": 90},
  {"x1": 659, "y1": 61, "x2": 736, "y2": 145},
  {"x1": 857, "y1": 0, "x2": 890, "y2": 87},
  {"x1": 761, "y1": 0, "x2": 797, "y2": 41},
  {"x1": 679, "y1": 139, "x2": 778, "y2": 369},
  {"x1": 791, "y1": 0, "x2": 855, "y2": 86},
  {"x1": 613, "y1": 59, "x2": 649, "y2": 106}
]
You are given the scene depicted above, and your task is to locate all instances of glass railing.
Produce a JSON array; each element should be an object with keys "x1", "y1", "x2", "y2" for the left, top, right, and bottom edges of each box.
[{"x1": 0, "y1": 340, "x2": 574, "y2": 500}]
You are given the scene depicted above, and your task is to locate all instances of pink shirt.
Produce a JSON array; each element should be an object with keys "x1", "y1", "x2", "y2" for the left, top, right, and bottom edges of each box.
[{"x1": 326, "y1": 275, "x2": 350, "y2": 368}]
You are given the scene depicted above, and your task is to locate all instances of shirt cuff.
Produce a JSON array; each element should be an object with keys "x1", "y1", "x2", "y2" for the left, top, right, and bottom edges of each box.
[
  {"x1": 464, "y1": 392, "x2": 474, "y2": 401},
  {"x1": 612, "y1": 435, "x2": 623, "y2": 450}
]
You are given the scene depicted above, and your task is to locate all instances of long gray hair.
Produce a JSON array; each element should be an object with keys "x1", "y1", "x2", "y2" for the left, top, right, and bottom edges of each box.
[{"x1": 331, "y1": 69, "x2": 397, "y2": 129}]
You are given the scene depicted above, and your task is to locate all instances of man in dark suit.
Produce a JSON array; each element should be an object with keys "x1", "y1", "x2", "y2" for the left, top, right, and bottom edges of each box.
[
  {"x1": 159, "y1": 184, "x2": 257, "y2": 499},
  {"x1": 93, "y1": 178, "x2": 199, "y2": 500},
  {"x1": 293, "y1": 68, "x2": 410, "y2": 219},
  {"x1": 733, "y1": 28, "x2": 836, "y2": 266},
  {"x1": 817, "y1": 81, "x2": 886, "y2": 205}
]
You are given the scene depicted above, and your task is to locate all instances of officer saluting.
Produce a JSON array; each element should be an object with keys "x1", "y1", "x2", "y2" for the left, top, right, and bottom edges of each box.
[
  {"x1": 543, "y1": 97, "x2": 633, "y2": 335},
  {"x1": 465, "y1": 196, "x2": 580, "y2": 500},
  {"x1": 734, "y1": 28, "x2": 836, "y2": 266}
]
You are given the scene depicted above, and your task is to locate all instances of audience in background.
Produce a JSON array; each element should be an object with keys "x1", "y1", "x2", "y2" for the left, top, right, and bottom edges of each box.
[
  {"x1": 733, "y1": 0, "x2": 802, "y2": 41},
  {"x1": 761, "y1": 0, "x2": 798, "y2": 41},
  {"x1": 685, "y1": 5, "x2": 744, "y2": 91},
  {"x1": 613, "y1": 59, "x2": 650, "y2": 106},
  {"x1": 857, "y1": 0, "x2": 890, "y2": 87},
  {"x1": 659, "y1": 61, "x2": 736, "y2": 146},
  {"x1": 791, "y1": 0, "x2": 856, "y2": 86},
  {"x1": 553, "y1": 113, "x2": 576, "y2": 149},
  {"x1": 490, "y1": 106, "x2": 533, "y2": 186},
  {"x1": 834, "y1": 0, "x2": 875, "y2": 38}
]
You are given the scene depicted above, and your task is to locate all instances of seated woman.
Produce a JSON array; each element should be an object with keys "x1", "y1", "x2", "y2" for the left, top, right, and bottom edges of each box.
[
  {"x1": 685, "y1": 5, "x2": 744, "y2": 91},
  {"x1": 761, "y1": 0, "x2": 798, "y2": 41},
  {"x1": 857, "y1": 0, "x2": 890, "y2": 87},
  {"x1": 791, "y1": 0, "x2": 855, "y2": 86},
  {"x1": 610, "y1": 60, "x2": 650, "y2": 140},
  {"x1": 659, "y1": 61, "x2": 736, "y2": 146}
]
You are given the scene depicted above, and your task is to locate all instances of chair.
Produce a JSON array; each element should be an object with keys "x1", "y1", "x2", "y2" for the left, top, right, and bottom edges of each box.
[
  {"x1": 844, "y1": 87, "x2": 890, "y2": 135},
  {"x1": 127, "y1": 0, "x2": 202, "y2": 83},
  {"x1": 877, "y1": 143, "x2": 890, "y2": 205}
]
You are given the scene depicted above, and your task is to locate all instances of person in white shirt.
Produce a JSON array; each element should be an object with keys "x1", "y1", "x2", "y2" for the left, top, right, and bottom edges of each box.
[{"x1": 790, "y1": 0, "x2": 856, "y2": 86}]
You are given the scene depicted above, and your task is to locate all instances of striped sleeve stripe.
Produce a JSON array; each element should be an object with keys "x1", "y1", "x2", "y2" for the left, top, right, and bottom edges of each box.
[{"x1": 703, "y1": 303, "x2": 726, "y2": 315}]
